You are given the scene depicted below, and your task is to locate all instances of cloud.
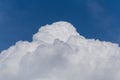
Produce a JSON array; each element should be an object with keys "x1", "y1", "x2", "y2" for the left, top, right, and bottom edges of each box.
[{"x1": 0, "y1": 21, "x2": 120, "y2": 80}]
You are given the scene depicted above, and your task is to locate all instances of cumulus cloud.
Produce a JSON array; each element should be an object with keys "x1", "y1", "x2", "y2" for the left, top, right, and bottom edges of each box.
[{"x1": 0, "y1": 21, "x2": 120, "y2": 80}]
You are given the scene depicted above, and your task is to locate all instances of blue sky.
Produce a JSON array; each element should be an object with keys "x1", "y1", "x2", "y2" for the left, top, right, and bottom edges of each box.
[{"x1": 0, "y1": 0, "x2": 120, "y2": 51}]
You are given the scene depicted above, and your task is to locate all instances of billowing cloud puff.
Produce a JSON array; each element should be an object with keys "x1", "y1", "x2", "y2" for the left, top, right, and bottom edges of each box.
[{"x1": 0, "y1": 21, "x2": 120, "y2": 80}]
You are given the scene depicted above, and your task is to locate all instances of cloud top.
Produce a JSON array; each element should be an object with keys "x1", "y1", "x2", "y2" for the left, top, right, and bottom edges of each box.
[
  {"x1": 0, "y1": 21, "x2": 120, "y2": 80},
  {"x1": 33, "y1": 21, "x2": 79, "y2": 43}
]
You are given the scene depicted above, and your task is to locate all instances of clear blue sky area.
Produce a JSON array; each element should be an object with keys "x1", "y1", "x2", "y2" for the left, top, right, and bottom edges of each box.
[{"x1": 0, "y1": 0, "x2": 120, "y2": 51}]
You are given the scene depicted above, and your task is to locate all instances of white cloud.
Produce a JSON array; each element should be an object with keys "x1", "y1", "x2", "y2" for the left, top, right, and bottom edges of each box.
[{"x1": 0, "y1": 21, "x2": 120, "y2": 80}]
